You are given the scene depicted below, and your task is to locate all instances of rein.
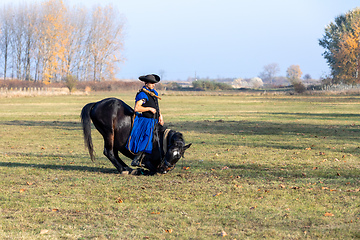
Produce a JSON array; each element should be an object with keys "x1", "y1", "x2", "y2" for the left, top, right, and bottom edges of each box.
[
  {"x1": 163, "y1": 129, "x2": 171, "y2": 154},
  {"x1": 159, "y1": 128, "x2": 176, "y2": 173}
]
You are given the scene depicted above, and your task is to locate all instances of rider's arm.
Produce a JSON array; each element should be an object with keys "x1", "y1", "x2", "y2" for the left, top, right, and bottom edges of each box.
[{"x1": 134, "y1": 100, "x2": 156, "y2": 114}]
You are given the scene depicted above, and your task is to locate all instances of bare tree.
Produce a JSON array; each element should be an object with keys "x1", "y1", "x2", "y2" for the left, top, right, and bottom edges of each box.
[
  {"x1": 86, "y1": 5, "x2": 124, "y2": 81},
  {"x1": 258, "y1": 63, "x2": 280, "y2": 85},
  {"x1": 23, "y1": 3, "x2": 38, "y2": 80},
  {"x1": 159, "y1": 69, "x2": 165, "y2": 80},
  {"x1": 66, "y1": 7, "x2": 88, "y2": 81},
  {"x1": 303, "y1": 74, "x2": 311, "y2": 80},
  {"x1": 12, "y1": 5, "x2": 27, "y2": 80},
  {"x1": 0, "y1": 5, "x2": 14, "y2": 80}
]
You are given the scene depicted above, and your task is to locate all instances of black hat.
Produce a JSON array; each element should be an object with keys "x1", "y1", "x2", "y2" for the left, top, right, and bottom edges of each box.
[{"x1": 139, "y1": 74, "x2": 160, "y2": 83}]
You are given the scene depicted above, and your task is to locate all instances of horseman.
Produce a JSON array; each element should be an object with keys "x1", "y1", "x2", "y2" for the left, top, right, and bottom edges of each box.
[{"x1": 126, "y1": 74, "x2": 164, "y2": 167}]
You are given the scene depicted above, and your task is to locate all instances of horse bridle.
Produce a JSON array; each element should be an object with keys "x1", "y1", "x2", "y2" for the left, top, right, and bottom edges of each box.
[{"x1": 159, "y1": 128, "x2": 177, "y2": 173}]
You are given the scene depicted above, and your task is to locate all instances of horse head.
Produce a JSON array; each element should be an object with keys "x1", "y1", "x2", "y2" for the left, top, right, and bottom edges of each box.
[{"x1": 160, "y1": 131, "x2": 191, "y2": 173}]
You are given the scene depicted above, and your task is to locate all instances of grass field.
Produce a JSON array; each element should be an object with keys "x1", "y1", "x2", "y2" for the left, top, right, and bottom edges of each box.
[{"x1": 0, "y1": 91, "x2": 359, "y2": 239}]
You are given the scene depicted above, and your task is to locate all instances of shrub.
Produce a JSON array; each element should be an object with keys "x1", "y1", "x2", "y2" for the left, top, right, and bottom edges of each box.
[
  {"x1": 0, "y1": 79, "x2": 44, "y2": 89},
  {"x1": 76, "y1": 80, "x2": 142, "y2": 91},
  {"x1": 164, "y1": 82, "x2": 181, "y2": 90},
  {"x1": 192, "y1": 80, "x2": 233, "y2": 91},
  {"x1": 293, "y1": 82, "x2": 306, "y2": 93},
  {"x1": 64, "y1": 75, "x2": 78, "y2": 93}
]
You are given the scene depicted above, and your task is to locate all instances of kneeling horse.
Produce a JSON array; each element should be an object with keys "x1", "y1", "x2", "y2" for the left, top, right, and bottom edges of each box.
[{"x1": 81, "y1": 98, "x2": 191, "y2": 174}]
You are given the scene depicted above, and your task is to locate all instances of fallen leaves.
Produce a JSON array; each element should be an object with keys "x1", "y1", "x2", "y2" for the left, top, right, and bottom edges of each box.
[
  {"x1": 213, "y1": 192, "x2": 222, "y2": 197},
  {"x1": 346, "y1": 189, "x2": 360, "y2": 192},
  {"x1": 324, "y1": 212, "x2": 334, "y2": 217},
  {"x1": 40, "y1": 229, "x2": 49, "y2": 234},
  {"x1": 219, "y1": 230, "x2": 227, "y2": 237}
]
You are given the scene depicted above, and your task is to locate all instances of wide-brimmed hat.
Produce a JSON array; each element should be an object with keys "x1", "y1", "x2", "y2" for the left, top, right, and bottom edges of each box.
[{"x1": 139, "y1": 74, "x2": 160, "y2": 83}]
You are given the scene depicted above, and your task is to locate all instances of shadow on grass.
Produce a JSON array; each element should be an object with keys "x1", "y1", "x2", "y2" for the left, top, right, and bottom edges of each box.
[
  {"x1": 266, "y1": 112, "x2": 360, "y2": 120},
  {"x1": 0, "y1": 152, "x2": 154, "y2": 175},
  {"x1": 0, "y1": 120, "x2": 81, "y2": 131},
  {"x1": 0, "y1": 160, "x2": 118, "y2": 174},
  {"x1": 0, "y1": 152, "x2": 118, "y2": 174},
  {"x1": 222, "y1": 162, "x2": 360, "y2": 180},
  {"x1": 167, "y1": 116, "x2": 360, "y2": 154},
  {"x1": 169, "y1": 115, "x2": 359, "y2": 137},
  {"x1": 168, "y1": 115, "x2": 359, "y2": 143}
]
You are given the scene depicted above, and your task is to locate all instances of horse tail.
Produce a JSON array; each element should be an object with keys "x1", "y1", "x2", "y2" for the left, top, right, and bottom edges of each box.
[{"x1": 81, "y1": 102, "x2": 96, "y2": 162}]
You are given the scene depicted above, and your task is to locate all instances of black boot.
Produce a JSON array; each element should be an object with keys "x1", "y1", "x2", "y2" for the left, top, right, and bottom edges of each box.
[{"x1": 131, "y1": 152, "x2": 143, "y2": 167}]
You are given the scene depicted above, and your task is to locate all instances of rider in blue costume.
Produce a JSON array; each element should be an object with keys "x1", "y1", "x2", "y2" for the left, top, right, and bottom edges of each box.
[{"x1": 126, "y1": 74, "x2": 164, "y2": 167}]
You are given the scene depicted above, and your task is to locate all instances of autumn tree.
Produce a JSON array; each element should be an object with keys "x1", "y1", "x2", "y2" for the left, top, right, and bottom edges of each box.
[
  {"x1": 286, "y1": 65, "x2": 302, "y2": 83},
  {"x1": 319, "y1": 8, "x2": 360, "y2": 85},
  {"x1": 286, "y1": 65, "x2": 305, "y2": 93},
  {"x1": 35, "y1": 0, "x2": 69, "y2": 83},
  {"x1": 0, "y1": 0, "x2": 125, "y2": 82}
]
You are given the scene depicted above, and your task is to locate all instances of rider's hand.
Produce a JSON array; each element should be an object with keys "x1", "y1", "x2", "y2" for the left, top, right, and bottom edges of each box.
[
  {"x1": 149, "y1": 107, "x2": 156, "y2": 114},
  {"x1": 159, "y1": 114, "x2": 164, "y2": 126}
]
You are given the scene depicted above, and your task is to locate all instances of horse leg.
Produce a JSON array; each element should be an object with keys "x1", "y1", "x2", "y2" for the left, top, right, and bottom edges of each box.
[
  {"x1": 114, "y1": 149, "x2": 133, "y2": 172},
  {"x1": 103, "y1": 148, "x2": 124, "y2": 173},
  {"x1": 103, "y1": 136, "x2": 124, "y2": 173},
  {"x1": 143, "y1": 158, "x2": 158, "y2": 173}
]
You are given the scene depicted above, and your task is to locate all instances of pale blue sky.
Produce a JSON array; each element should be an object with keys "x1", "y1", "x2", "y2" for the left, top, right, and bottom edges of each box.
[{"x1": 2, "y1": 0, "x2": 360, "y2": 80}]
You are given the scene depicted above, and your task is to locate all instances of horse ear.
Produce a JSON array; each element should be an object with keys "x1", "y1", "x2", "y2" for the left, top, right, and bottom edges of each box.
[
  {"x1": 181, "y1": 143, "x2": 192, "y2": 158},
  {"x1": 183, "y1": 143, "x2": 192, "y2": 150}
]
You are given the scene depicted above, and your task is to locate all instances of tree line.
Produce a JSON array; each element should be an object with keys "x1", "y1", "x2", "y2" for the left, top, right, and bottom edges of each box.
[{"x1": 0, "y1": 0, "x2": 124, "y2": 83}]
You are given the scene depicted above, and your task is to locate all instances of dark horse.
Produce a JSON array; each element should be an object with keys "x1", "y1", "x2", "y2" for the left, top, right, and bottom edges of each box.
[{"x1": 81, "y1": 98, "x2": 191, "y2": 174}]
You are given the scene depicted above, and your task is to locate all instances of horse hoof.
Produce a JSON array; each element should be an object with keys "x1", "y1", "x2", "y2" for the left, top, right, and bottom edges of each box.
[
  {"x1": 125, "y1": 167, "x2": 134, "y2": 173},
  {"x1": 121, "y1": 171, "x2": 129, "y2": 175},
  {"x1": 130, "y1": 169, "x2": 141, "y2": 175}
]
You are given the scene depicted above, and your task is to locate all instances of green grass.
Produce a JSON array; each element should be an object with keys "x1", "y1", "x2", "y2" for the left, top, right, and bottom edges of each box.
[{"x1": 0, "y1": 92, "x2": 359, "y2": 239}]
